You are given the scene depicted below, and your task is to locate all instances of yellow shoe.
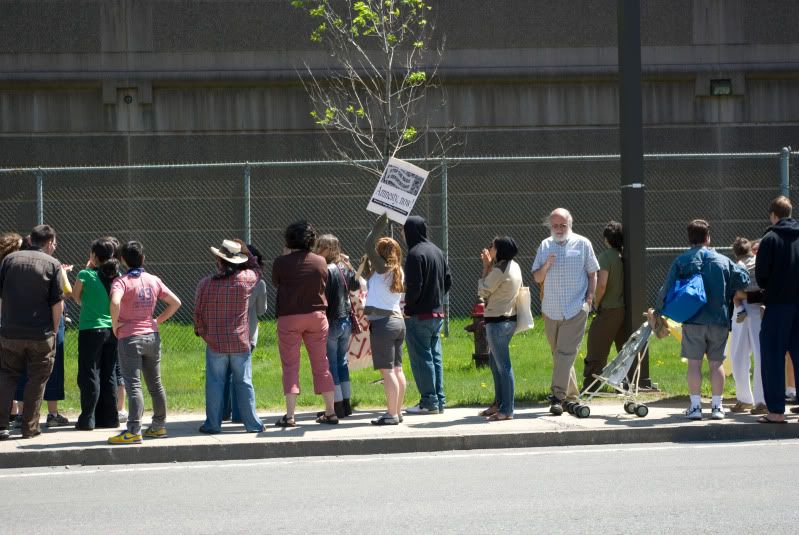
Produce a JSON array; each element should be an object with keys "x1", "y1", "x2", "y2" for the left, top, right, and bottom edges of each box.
[
  {"x1": 108, "y1": 431, "x2": 142, "y2": 444},
  {"x1": 143, "y1": 427, "x2": 167, "y2": 439}
]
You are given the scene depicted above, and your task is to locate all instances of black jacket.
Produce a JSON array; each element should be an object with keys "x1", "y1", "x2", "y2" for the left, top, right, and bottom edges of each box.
[
  {"x1": 324, "y1": 262, "x2": 359, "y2": 321},
  {"x1": 755, "y1": 217, "x2": 799, "y2": 305},
  {"x1": 403, "y1": 216, "x2": 452, "y2": 315}
]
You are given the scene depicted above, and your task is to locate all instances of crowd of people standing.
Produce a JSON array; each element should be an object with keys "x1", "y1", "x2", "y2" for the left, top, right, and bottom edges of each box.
[{"x1": 1, "y1": 195, "x2": 797, "y2": 442}]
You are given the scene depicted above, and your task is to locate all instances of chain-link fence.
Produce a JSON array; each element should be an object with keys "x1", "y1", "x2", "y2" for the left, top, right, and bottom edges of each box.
[{"x1": 1, "y1": 150, "x2": 794, "y2": 352}]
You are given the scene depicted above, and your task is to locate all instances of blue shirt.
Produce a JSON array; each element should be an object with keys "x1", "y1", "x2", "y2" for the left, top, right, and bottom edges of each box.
[
  {"x1": 656, "y1": 246, "x2": 750, "y2": 327},
  {"x1": 531, "y1": 233, "x2": 599, "y2": 320}
]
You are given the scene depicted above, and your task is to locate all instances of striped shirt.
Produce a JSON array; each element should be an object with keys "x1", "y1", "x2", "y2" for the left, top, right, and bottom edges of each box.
[
  {"x1": 193, "y1": 269, "x2": 258, "y2": 354},
  {"x1": 531, "y1": 233, "x2": 599, "y2": 320}
]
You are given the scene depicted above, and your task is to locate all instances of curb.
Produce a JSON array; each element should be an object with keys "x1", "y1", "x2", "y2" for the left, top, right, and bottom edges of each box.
[{"x1": 3, "y1": 423, "x2": 798, "y2": 469}]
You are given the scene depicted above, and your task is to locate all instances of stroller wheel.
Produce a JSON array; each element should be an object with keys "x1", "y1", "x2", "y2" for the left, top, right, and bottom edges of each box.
[
  {"x1": 575, "y1": 405, "x2": 590, "y2": 418},
  {"x1": 564, "y1": 402, "x2": 577, "y2": 415},
  {"x1": 624, "y1": 401, "x2": 636, "y2": 414},
  {"x1": 634, "y1": 404, "x2": 649, "y2": 418}
]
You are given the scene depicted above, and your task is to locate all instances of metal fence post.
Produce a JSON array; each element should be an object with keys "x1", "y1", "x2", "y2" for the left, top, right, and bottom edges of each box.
[
  {"x1": 441, "y1": 159, "x2": 450, "y2": 337},
  {"x1": 35, "y1": 169, "x2": 44, "y2": 225},
  {"x1": 780, "y1": 146, "x2": 791, "y2": 198},
  {"x1": 244, "y1": 162, "x2": 252, "y2": 244}
]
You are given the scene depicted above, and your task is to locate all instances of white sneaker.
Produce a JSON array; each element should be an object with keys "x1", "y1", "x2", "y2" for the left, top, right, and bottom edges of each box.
[
  {"x1": 118, "y1": 410, "x2": 128, "y2": 423},
  {"x1": 404, "y1": 404, "x2": 439, "y2": 415},
  {"x1": 683, "y1": 405, "x2": 703, "y2": 420},
  {"x1": 710, "y1": 405, "x2": 725, "y2": 420}
]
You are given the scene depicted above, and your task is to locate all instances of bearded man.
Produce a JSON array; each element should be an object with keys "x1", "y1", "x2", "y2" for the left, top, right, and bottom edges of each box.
[{"x1": 532, "y1": 208, "x2": 599, "y2": 415}]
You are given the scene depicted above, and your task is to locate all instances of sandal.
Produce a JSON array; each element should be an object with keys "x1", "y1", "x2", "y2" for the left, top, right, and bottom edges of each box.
[
  {"x1": 315, "y1": 413, "x2": 339, "y2": 425},
  {"x1": 275, "y1": 415, "x2": 296, "y2": 427},
  {"x1": 478, "y1": 403, "x2": 499, "y2": 417},
  {"x1": 371, "y1": 413, "x2": 399, "y2": 426},
  {"x1": 487, "y1": 413, "x2": 513, "y2": 421}
]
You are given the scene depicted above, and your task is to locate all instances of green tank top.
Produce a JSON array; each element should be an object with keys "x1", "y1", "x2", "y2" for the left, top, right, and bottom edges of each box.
[{"x1": 77, "y1": 269, "x2": 113, "y2": 329}]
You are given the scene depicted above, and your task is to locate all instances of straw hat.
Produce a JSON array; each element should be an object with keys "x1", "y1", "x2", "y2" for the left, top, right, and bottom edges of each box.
[{"x1": 210, "y1": 239, "x2": 248, "y2": 264}]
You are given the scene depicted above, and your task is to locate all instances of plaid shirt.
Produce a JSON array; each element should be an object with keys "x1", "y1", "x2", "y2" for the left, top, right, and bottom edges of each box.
[
  {"x1": 531, "y1": 233, "x2": 599, "y2": 320},
  {"x1": 193, "y1": 269, "x2": 258, "y2": 354}
]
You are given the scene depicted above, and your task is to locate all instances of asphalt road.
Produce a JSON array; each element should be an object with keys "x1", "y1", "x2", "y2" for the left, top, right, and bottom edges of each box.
[{"x1": 2, "y1": 440, "x2": 797, "y2": 534}]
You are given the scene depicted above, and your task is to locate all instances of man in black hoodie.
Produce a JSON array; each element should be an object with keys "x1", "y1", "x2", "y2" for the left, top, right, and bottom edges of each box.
[
  {"x1": 403, "y1": 216, "x2": 452, "y2": 414},
  {"x1": 755, "y1": 196, "x2": 799, "y2": 423}
]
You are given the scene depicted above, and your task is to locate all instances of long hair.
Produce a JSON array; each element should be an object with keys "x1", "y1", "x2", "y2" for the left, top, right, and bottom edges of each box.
[
  {"x1": 315, "y1": 234, "x2": 341, "y2": 264},
  {"x1": 492, "y1": 236, "x2": 518, "y2": 273},
  {"x1": 0, "y1": 232, "x2": 22, "y2": 263},
  {"x1": 376, "y1": 237, "x2": 404, "y2": 294}
]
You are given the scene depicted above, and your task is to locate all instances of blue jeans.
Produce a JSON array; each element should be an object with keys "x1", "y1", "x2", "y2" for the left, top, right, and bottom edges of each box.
[
  {"x1": 326, "y1": 317, "x2": 352, "y2": 399},
  {"x1": 405, "y1": 317, "x2": 445, "y2": 410},
  {"x1": 204, "y1": 348, "x2": 263, "y2": 433},
  {"x1": 485, "y1": 321, "x2": 516, "y2": 416}
]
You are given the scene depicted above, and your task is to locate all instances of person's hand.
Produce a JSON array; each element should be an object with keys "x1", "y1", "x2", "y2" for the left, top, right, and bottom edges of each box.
[
  {"x1": 85, "y1": 258, "x2": 95, "y2": 269},
  {"x1": 112, "y1": 323, "x2": 121, "y2": 337},
  {"x1": 61, "y1": 264, "x2": 74, "y2": 272},
  {"x1": 544, "y1": 253, "x2": 556, "y2": 268},
  {"x1": 480, "y1": 248, "x2": 492, "y2": 268}
]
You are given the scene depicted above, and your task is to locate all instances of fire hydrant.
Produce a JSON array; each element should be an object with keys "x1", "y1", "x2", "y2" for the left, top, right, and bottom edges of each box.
[{"x1": 464, "y1": 299, "x2": 490, "y2": 368}]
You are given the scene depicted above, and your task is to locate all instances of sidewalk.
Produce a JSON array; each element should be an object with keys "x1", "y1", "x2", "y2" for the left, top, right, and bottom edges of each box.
[{"x1": 2, "y1": 401, "x2": 798, "y2": 469}]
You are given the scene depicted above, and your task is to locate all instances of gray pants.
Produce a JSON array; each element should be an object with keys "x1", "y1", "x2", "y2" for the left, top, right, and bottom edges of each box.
[
  {"x1": 118, "y1": 333, "x2": 166, "y2": 434},
  {"x1": 544, "y1": 310, "x2": 588, "y2": 402}
]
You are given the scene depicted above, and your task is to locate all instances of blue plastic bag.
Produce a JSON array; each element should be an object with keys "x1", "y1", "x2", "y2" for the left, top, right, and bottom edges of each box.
[{"x1": 662, "y1": 272, "x2": 707, "y2": 323}]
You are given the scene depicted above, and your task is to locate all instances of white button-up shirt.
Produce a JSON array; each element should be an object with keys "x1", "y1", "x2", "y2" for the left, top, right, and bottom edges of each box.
[{"x1": 531, "y1": 233, "x2": 599, "y2": 320}]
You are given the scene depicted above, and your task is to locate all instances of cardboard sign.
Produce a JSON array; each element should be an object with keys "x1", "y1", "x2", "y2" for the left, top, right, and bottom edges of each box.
[{"x1": 366, "y1": 157, "x2": 430, "y2": 224}]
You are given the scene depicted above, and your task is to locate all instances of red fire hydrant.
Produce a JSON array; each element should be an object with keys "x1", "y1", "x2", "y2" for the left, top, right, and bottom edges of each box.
[{"x1": 464, "y1": 299, "x2": 490, "y2": 368}]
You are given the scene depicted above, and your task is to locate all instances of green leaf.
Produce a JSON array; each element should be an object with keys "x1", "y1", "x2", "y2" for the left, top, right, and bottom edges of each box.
[
  {"x1": 413, "y1": 40, "x2": 424, "y2": 48},
  {"x1": 402, "y1": 126, "x2": 418, "y2": 141},
  {"x1": 406, "y1": 71, "x2": 427, "y2": 85}
]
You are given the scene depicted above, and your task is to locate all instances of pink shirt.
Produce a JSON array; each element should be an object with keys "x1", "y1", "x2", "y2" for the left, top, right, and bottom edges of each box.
[{"x1": 110, "y1": 272, "x2": 168, "y2": 339}]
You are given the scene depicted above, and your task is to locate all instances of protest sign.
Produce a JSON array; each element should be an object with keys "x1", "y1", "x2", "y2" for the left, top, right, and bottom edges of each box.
[{"x1": 366, "y1": 157, "x2": 429, "y2": 224}]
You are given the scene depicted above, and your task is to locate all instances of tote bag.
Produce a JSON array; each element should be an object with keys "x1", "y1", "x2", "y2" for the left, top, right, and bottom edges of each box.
[
  {"x1": 662, "y1": 272, "x2": 706, "y2": 323},
  {"x1": 514, "y1": 286, "x2": 534, "y2": 334}
]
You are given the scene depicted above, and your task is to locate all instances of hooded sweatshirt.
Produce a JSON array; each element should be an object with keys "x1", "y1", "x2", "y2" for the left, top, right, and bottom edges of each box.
[
  {"x1": 403, "y1": 216, "x2": 452, "y2": 316},
  {"x1": 755, "y1": 217, "x2": 799, "y2": 305}
]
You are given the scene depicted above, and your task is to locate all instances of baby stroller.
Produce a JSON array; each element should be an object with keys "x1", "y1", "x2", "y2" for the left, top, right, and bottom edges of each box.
[{"x1": 565, "y1": 316, "x2": 662, "y2": 419}]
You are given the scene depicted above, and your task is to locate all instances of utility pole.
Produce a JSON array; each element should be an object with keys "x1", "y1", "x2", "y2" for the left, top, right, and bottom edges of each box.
[{"x1": 618, "y1": 0, "x2": 651, "y2": 387}]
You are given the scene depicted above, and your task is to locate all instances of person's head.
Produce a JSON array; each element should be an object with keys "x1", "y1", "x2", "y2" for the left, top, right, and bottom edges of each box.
[
  {"x1": 210, "y1": 239, "x2": 249, "y2": 278},
  {"x1": 120, "y1": 241, "x2": 145, "y2": 269},
  {"x1": 751, "y1": 239, "x2": 761, "y2": 255},
  {"x1": 30, "y1": 224, "x2": 57, "y2": 254},
  {"x1": 91, "y1": 237, "x2": 120, "y2": 282},
  {"x1": 246, "y1": 243, "x2": 264, "y2": 269},
  {"x1": 768, "y1": 196, "x2": 792, "y2": 224},
  {"x1": 315, "y1": 234, "x2": 341, "y2": 264},
  {"x1": 0, "y1": 232, "x2": 23, "y2": 263},
  {"x1": 284, "y1": 220, "x2": 316, "y2": 252},
  {"x1": 547, "y1": 208, "x2": 573, "y2": 243},
  {"x1": 687, "y1": 219, "x2": 710, "y2": 246},
  {"x1": 603, "y1": 220, "x2": 623, "y2": 252},
  {"x1": 375, "y1": 237, "x2": 404, "y2": 293},
  {"x1": 403, "y1": 216, "x2": 428, "y2": 249},
  {"x1": 102, "y1": 236, "x2": 122, "y2": 259},
  {"x1": 731, "y1": 236, "x2": 752, "y2": 261},
  {"x1": 491, "y1": 236, "x2": 518, "y2": 273}
]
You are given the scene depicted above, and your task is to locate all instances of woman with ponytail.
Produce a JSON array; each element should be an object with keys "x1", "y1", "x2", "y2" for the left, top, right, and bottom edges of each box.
[
  {"x1": 72, "y1": 238, "x2": 121, "y2": 429},
  {"x1": 364, "y1": 213, "x2": 408, "y2": 425},
  {"x1": 582, "y1": 221, "x2": 626, "y2": 392}
]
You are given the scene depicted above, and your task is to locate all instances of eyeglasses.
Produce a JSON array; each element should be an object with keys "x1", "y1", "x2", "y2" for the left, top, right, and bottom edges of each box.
[{"x1": 551, "y1": 223, "x2": 568, "y2": 229}]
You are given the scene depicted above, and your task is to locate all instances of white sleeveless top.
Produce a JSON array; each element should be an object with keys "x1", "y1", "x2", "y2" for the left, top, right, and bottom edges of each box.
[{"x1": 366, "y1": 270, "x2": 403, "y2": 313}]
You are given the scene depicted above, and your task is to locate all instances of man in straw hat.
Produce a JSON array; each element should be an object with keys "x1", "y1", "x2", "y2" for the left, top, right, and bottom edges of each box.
[{"x1": 194, "y1": 239, "x2": 264, "y2": 434}]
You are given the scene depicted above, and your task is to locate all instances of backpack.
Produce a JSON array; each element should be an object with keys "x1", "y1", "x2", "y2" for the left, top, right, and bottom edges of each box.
[{"x1": 662, "y1": 253, "x2": 707, "y2": 323}]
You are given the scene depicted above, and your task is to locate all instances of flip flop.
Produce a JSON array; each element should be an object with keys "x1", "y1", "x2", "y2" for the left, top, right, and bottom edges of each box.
[{"x1": 756, "y1": 415, "x2": 787, "y2": 424}]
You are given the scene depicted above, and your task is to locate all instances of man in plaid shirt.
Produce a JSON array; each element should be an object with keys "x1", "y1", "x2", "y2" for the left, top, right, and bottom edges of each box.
[
  {"x1": 532, "y1": 208, "x2": 599, "y2": 416},
  {"x1": 194, "y1": 239, "x2": 264, "y2": 434}
]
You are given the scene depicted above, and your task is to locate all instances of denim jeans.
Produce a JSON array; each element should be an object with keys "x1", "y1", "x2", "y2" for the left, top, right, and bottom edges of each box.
[
  {"x1": 485, "y1": 321, "x2": 516, "y2": 416},
  {"x1": 326, "y1": 317, "x2": 352, "y2": 401},
  {"x1": 118, "y1": 333, "x2": 166, "y2": 435},
  {"x1": 204, "y1": 348, "x2": 263, "y2": 433},
  {"x1": 405, "y1": 317, "x2": 445, "y2": 410}
]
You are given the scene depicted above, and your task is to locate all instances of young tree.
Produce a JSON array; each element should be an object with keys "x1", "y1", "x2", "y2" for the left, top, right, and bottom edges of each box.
[{"x1": 291, "y1": 0, "x2": 453, "y2": 176}]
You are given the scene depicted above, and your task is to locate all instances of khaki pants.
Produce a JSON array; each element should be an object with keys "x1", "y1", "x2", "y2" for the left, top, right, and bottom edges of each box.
[
  {"x1": 544, "y1": 310, "x2": 588, "y2": 402},
  {"x1": 0, "y1": 336, "x2": 56, "y2": 436}
]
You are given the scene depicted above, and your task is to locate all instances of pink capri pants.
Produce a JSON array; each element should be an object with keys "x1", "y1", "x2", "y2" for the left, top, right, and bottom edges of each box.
[{"x1": 277, "y1": 311, "x2": 335, "y2": 395}]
